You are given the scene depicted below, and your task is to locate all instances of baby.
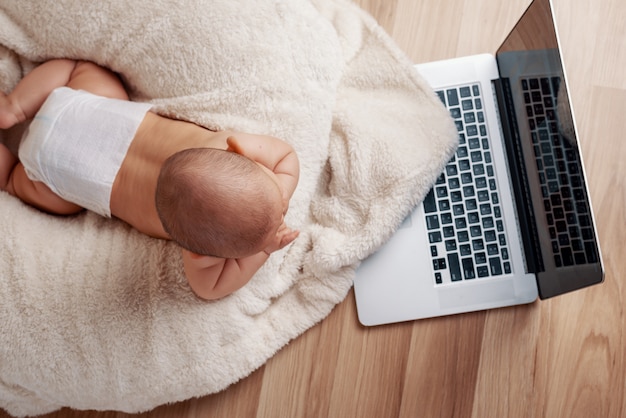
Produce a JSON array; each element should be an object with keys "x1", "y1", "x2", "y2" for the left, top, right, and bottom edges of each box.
[{"x1": 0, "y1": 59, "x2": 300, "y2": 300}]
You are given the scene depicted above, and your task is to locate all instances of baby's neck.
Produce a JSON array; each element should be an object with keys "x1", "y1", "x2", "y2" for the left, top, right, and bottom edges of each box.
[{"x1": 110, "y1": 112, "x2": 230, "y2": 239}]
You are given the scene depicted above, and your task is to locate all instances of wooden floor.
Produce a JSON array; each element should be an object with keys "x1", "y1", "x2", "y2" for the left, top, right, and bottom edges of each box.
[{"x1": 3, "y1": 0, "x2": 624, "y2": 417}]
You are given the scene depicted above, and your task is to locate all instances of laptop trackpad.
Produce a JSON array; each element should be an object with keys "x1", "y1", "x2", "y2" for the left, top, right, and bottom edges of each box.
[{"x1": 438, "y1": 279, "x2": 515, "y2": 309}]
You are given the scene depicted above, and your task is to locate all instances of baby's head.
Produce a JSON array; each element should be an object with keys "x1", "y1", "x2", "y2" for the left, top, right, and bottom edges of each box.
[{"x1": 155, "y1": 148, "x2": 284, "y2": 258}]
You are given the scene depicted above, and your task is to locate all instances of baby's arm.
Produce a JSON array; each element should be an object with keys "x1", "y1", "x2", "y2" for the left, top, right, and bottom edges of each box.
[
  {"x1": 226, "y1": 134, "x2": 299, "y2": 206},
  {"x1": 182, "y1": 222, "x2": 299, "y2": 300},
  {"x1": 183, "y1": 251, "x2": 269, "y2": 300}
]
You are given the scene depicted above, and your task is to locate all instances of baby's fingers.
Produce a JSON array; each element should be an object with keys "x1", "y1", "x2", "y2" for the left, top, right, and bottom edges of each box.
[{"x1": 278, "y1": 228, "x2": 299, "y2": 248}]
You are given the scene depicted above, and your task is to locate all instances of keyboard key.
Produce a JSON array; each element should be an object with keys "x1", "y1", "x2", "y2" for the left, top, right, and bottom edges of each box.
[
  {"x1": 426, "y1": 215, "x2": 440, "y2": 230},
  {"x1": 540, "y1": 77, "x2": 552, "y2": 95},
  {"x1": 429, "y1": 231, "x2": 442, "y2": 243},
  {"x1": 463, "y1": 186, "x2": 475, "y2": 198},
  {"x1": 436, "y1": 91, "x2": 445, "y2": 105},
  {"x1": 562, "y1": 247, "x2": 574, "y2": 266},
  {"x1": 585, "y1": 242, "x2": 598, "y2": 263},
  {"x1": 462, "y1": 258, "x2": 476, "y2": 280},
  {"x1": 433, "y1": 258, "x2": 447, "y2": 270},
  {"x1": 462, "y1": 100, "x2": 474, "y2": 111},
  {"x1": 448, "y1": 253, "x2": 462, "y2": 282},
  {"x1": 473, "y1": 239, "x2": 484, "y2": 251},
  {"x1": 447, "y1": 89, "x2": 459, "y2": 106},
  {"x1": 422, "y1": 190, "x2": 437, "y2": 214},
  {"x1": 489, "y1": 257, "x2": 503, "y2": 275}
]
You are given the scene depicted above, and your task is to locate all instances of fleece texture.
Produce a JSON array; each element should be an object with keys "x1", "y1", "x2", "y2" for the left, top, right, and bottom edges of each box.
[{"x1": 0, "y1": 0, "x2": 457, "y2": 415}]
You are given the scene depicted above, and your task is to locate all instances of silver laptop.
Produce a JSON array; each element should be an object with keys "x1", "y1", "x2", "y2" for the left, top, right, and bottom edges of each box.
[{"x1": 354, "y1": 0, "x2": 604, "y2": 326}]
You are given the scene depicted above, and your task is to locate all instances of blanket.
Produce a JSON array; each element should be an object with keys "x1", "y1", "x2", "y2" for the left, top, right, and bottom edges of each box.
[{"x1": 0, "y1": 0, "x2": 457, "y2": 416}]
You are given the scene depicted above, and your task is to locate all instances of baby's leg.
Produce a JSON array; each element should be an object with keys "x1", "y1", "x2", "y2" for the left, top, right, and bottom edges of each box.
[
  {"x1": 0, "y1": 59, "x2": 77, "y2": 129},
  {"x1": 0, "y1": 142, "x2": 17, "y2": 191},
  {"x1": 0, "y1": 59, "x2": 128, "y2": 130},
  {"x1": 65, "y1": 61, "x2": 129, "y2": 100}
]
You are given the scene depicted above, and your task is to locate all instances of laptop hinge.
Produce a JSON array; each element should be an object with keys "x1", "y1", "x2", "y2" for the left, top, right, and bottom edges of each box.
[{"x1": 492, "y1": 78, "x2": 543, "y2": 274}]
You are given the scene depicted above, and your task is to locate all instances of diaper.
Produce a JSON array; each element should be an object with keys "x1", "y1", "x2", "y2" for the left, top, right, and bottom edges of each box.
[{"x1": 19, "y1": 87, "x2": 152, "y2": 217}]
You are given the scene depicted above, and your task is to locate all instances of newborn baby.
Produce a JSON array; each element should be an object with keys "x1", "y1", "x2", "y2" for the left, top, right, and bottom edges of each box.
[{"x1": 0, "y1": 59, "x2": 300, "y2": 300}]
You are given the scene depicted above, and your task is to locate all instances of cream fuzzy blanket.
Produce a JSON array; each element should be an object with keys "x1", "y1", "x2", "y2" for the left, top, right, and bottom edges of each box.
[{"x1": 0, "y1": 0, "x2": 456, "y2": 416}]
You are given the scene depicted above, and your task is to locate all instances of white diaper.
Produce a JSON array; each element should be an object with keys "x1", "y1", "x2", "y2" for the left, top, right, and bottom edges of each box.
[{"x1": 19, "y1": 87, "x2": 152, "y2": 217}]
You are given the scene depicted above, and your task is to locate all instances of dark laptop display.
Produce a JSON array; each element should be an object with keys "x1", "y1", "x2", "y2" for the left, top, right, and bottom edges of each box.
[{"x1": 494, "y1": 0, "x2": 603, "y2": 298}]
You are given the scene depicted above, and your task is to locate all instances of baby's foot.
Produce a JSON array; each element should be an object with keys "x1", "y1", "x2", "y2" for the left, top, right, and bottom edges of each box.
[{"x1": 0, "y1": 91, "x2": 24, "y2": 129}]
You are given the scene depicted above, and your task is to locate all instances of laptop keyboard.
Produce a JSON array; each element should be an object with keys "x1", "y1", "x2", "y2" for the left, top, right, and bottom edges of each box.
[
  {"x1": 425, "y1": 84, "x2": 511, "y2": 285},
  {"x1": 522, "y1": 76, "x2": 599, "y2": 267}
]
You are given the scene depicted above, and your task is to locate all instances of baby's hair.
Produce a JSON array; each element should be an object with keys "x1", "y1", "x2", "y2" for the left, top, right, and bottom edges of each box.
[{"x1": 155, "y1": 148, "x2": 280, "y2": 258}]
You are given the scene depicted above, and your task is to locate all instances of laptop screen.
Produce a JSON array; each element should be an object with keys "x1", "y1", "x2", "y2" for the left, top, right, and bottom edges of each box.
[{"x1": 493, "y1": 0, "x2": 603, "y2": 298}]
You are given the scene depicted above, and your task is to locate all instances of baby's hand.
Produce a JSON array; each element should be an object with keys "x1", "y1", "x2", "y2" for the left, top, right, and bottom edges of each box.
[{"x1": 263, "y1": 222, "x2": 299, "y2": 255}]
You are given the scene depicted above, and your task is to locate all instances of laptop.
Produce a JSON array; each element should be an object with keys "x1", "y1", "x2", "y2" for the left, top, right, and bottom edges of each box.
[{"x1": 353, "y1": 0, "x2": 604, "y2": 326}]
